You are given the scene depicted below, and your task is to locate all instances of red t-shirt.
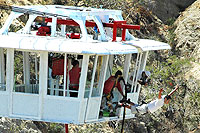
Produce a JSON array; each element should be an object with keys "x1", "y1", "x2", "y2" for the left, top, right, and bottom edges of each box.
[
  {"x1": 103, "y1": 76, "x2": 123, "y2": 94},
  {"x1": 69, "y1": 66, "x2": 81, "y2": 90}
]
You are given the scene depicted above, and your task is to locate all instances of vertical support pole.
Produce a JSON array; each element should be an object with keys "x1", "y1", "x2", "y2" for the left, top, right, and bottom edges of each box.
[
  {"x1": 136, "y1": 51, "x2": 149, "y2": 98},
  {"x1": 140, "y1": 51, "x2": 149, "y2": 71},
  {"x1": 66, "y1": 59, "x2": 71, "y2": 97},
  {"x1": 77, "y1": 55, "x2": 89, "y2": 123},
  {"x1": 88, "y1": 55, "x2": 98, "y2": 98},
  {"x1": 7, "y1": 48, "x2": 14, "y2": 116},
  {"x1": 51, "y1": 16, "x2": 57, "y2": 37},
  {"x1": 65, "y1": 124, "x2": 68, "y2": 133},
  {"x1": 23, "y1": 52, "x2": 30, "y2": 93},
  {"x1": 61, "y1": 25, "x2": 66, "y2": 37},
  {"x1": 63, "y1": 53, "x2": 67, "y2": 97},
  {"x1": 38, "y1": 51, "x2": 48, "y2": 119},
  {"x1": 134, "y1": 52, "x2": 143, "y2": 93},
  {"x1": 97, "y1": 55, "x2": 109, "y2": 119},
  {"x1": 78, "y1": 55, "x2": 89, "y2": 99},
  {"x1": 98, "y1": 55, "x2": 109, "y2": 96},
  {"x1": 0, "y1": 48, "x2": 5, "y2": 85},
  {"x1": 112, "y1": 21, "x2": 118, "y2": 42},
  {"x1": 35, "y1": 54, "x2": 38, "y2": 84},
  {"x1": 130, "y1": 53, "x2": 140, "y2": 93}
]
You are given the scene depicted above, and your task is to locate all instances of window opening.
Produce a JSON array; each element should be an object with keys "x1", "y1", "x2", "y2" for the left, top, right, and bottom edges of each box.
[
  {"x1": 84, "y1": 55, "x2": 98, "y2": 98},
  {"x1": 47, "y1": 53, "x2": 65, "y2": 96},
  {"x1": 13, "y1": 51, "x2": 39, "y2": 94},
  {"x1": 47, "y1": 53, "x2": 82, "y2": 98},
  {"x1": 100, "y1": 54, "x2": 125, "y2": 116},
  {"x1": 127, "y1": 53, "x2": 143, "y2": 93},
  {"x1": 103, "y1": 55, "x2": 125, "y2": 102},
  {"x1": 43, "y1": 17, "x2": 82, "y2": 39}
]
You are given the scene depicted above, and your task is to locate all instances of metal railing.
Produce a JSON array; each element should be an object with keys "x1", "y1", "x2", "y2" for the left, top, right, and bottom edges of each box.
[{"x1": 14, "y1": 84, "x2": 39, "y2": 94}]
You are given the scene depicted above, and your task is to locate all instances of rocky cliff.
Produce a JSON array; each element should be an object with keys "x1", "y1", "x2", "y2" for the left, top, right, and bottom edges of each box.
[{"x1": 144, "y1": 0, "x2": 196, "y2": 23}]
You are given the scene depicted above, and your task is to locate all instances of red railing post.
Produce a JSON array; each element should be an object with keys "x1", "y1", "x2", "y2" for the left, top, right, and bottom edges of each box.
[
  {"x1": 121, "y1": 21, "x2": 127, "y2": 41},
  {"x1": 65, "y1": 124, "x2": 68, "y2": 133},
  {"x1": 112, "y1": 21, "x2": 127, "y2": 42},
  {"x1": 112, "y1": 21, "x2": 118, "y2": 42}
]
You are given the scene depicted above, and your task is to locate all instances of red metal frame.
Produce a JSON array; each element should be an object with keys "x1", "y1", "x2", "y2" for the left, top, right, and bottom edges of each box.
[
  {"x1": 45, "y1": 18, "x2": 140, "y2": 41},
  {"x1": 112, "y1": 21, "x2": 127, "y2": 42},
  {"x1": 45, "y1": 18, "x2": 140, "y2": 29}
]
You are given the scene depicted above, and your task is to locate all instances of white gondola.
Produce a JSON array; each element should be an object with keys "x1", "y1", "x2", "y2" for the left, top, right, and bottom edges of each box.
[{"x1": 0, "y1": 5, "x2": 170, "y2": 125}]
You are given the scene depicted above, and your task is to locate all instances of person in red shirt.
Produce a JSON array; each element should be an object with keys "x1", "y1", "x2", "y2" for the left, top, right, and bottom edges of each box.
[
  {"x1": 99, "y1": 70, "x2": 125, "y2": 117},
  {"x1": 69, "y1": 60, "x2": 81, "y2": 97}
]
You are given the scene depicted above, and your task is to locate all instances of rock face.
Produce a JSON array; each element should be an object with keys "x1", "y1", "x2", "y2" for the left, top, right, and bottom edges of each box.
[
  {"x1": 174, "y1": 0, "x2": 200, "y2": 80},
  {"x1": 145, "y1": 0, "x2": 196, "y2": 23}
]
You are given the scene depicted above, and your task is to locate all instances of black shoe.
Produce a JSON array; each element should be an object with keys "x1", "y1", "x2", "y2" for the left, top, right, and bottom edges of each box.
[
  {"x1": 99, "y1": 111, "x2": 103, "y2": 118},
  {"x1": 109, "y1": 112, "x2": 116, "y2": 117}
]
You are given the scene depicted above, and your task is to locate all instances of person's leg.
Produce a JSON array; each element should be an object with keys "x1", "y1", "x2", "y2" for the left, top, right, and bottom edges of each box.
[
  {"x1": 106, "y1": 94, "x2": 115, "y2": 117},
  {"x1": 131, "y1": 104, "x2": 148, "y2": 114},
  {"x1": 99, "y1": 95, "x2": 106, "y2": 118}
]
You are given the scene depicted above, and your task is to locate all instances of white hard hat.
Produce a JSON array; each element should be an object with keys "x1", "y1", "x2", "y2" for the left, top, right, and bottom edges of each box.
[{"x1": 144, "y1": 71, "x2": 151, "y2": 77}]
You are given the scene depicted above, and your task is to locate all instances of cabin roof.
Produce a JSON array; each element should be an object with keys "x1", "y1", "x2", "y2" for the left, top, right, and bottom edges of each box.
[
  {"x1": 0, "y1": 5, "x2": 171, "y2": 54},
  {"x1": 0, "y1": 33, "x2": 138, "y2": 54},
  {"x1": 0, "y1": 33, "x2": 170, "y2": 54}
]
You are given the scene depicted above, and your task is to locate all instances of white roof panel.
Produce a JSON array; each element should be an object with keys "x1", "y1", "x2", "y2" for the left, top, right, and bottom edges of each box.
[
  {"x1": 125, "y1": 39, "x2": 171, "y2": 51},
  {"x1": 0, "y1": 34, "x2": 138, "y2": 55}
]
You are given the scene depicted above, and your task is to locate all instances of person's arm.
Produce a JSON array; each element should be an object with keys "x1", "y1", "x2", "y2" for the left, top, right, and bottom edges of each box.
[
  {"x1": 168, "y1": 85, "x2": 179, "y2": 96},
  {"x1": 158, "y1": 88, "x2": 163, "y2": 99},
  {"x1": 117, "y1": 82, "x2": 124, "y2": 97}
]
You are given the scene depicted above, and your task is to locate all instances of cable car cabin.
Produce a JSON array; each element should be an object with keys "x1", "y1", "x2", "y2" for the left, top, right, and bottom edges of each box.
[{"x1": 0, "y1": 5, "x2": 170, "y2": 124}]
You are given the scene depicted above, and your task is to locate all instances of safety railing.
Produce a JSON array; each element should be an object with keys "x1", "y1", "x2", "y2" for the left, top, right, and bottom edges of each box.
[
  {"x1": 14, "y1": 84, "x2": 39, "y2": 94},
  {"x1": 47, "y1": 87, "x2": 78, "y2": 97},
  {"x1": 47, "y1": 82, "x2": 99, "y2": 98}
]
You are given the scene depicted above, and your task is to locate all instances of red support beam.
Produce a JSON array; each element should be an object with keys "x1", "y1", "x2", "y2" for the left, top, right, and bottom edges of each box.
[
  {"x1": 45, "y1": 18, "x2": 140, "y2": 30},
  {"x1": 45, "y1": 18, "x2": 140, "y2": 41}
]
